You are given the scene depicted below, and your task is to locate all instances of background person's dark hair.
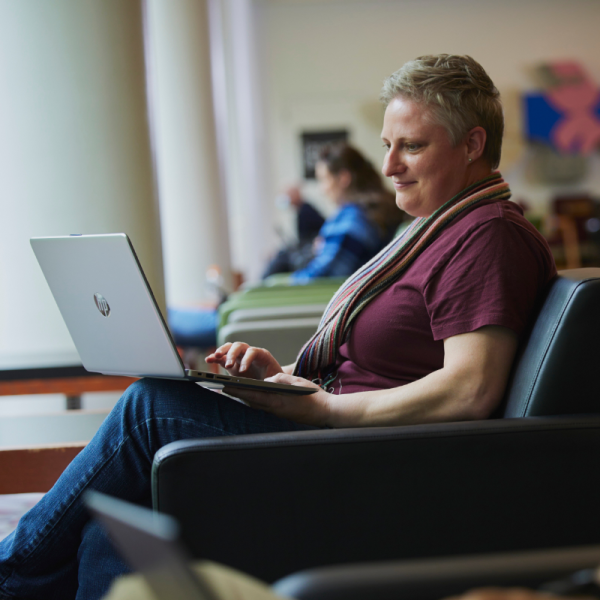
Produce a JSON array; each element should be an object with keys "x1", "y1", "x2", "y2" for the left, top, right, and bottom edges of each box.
[
  {"x1": 318, "y1": 143, "x2": 383, "y2": 195},
  {"x1": 318, "y1": 142, "x2": 404, "y2": 236}
]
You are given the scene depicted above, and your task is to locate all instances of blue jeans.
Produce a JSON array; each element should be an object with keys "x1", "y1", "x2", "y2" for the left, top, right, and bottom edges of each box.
[{"x1": 0, "y1": 378, "x2": 316, "y2": 600}]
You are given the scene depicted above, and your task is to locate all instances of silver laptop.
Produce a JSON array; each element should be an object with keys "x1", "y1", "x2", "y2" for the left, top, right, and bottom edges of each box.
[
  {"x1": 84, "y1": 490, "x2": 215, "y2": 600},
  {"x1": 30, "y1": 234, "x2": 315, "y2": 395}
]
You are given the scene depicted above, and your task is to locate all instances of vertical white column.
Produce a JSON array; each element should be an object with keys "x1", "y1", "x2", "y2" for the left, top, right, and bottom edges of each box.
[
  {"x1": 144, "y1": 0, "x2": 232, "y2": 306},
  {"x1": 0, "y1": 0, "x2": 164, "y2": 368},
  {"x1": 213, "y1": 0, "x2": 276, "y2": 282}
]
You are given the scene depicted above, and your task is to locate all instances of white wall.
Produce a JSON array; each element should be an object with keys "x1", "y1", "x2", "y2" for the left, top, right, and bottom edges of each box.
[
  {"x1": 0, "y1": 1, "x2": 163, "y2": 369},
  {"x1": 259, "y1": 0, "x2": 600, "y2": 235},
  {"x1": 208, "y1": 0, "x2": 275, "y2": 282},
  {"x1": 144, "y1": 0, "x2": 234, "y2": 305}
]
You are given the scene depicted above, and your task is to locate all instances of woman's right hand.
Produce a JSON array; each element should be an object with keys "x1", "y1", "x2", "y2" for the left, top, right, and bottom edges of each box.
[{"x1": 205, "y1": 342, "x2": 284, "y2": 381}]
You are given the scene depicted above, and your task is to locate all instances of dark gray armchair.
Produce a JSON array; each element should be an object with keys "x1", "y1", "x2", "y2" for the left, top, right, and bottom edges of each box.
[{"x1": 152, "y1": 269, "x2": 600, "y2": 583}]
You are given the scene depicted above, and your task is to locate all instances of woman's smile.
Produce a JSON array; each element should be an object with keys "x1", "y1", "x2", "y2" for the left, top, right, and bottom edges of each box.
[{"x1": 392, "y1": 180, "x2": 416, "y2": 189}]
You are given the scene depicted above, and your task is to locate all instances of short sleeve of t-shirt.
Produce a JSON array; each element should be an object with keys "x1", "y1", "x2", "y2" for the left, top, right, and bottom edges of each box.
[{"x1": 424, "y1": 215, "x2": 549, "y2": 341}]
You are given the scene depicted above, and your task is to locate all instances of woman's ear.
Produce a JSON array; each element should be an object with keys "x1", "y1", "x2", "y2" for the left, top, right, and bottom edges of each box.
[
  {"x1": 337, "y1": 169, "x2": 352, "y2": 191},
  {"x1": 466, "y1": 126, "x2": 487, "y2": 163}
]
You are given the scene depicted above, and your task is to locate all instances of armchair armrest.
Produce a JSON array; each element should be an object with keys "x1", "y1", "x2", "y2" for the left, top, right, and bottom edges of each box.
[{"x1": 152, "y1": 416, "x2": 600, "y2": 582}]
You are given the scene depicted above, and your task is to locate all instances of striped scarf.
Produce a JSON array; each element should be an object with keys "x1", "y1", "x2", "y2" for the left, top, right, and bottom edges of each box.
[{"x1": 293, "y1": 171, "x2": 511, "y2": 383}]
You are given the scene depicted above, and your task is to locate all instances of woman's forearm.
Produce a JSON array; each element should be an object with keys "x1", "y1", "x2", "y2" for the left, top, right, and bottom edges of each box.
[{"x1": 326, "y1": 367, "x2": 490, "y2": 428}]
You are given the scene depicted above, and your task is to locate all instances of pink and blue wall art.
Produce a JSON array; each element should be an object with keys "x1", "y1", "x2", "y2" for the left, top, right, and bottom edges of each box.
[{"x1": 524, "y1": 61, "x2": 600, "y2": 155}]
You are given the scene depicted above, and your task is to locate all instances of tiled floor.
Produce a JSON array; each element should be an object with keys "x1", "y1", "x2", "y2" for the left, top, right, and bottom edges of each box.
[{"x1": 0, "y1": 493, "x2": 44, "y2": 541}]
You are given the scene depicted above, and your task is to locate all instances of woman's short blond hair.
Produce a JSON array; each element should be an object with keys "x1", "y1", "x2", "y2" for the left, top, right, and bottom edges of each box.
[{"x1": 380, "y1": 55, "x2": 503, "y2": 169}]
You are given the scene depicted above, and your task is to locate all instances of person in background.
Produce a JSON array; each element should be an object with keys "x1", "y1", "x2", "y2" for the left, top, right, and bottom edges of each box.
[
  {"x1": 167, "y1": 181, "x2": 327, "y2": 350},
  {"x1": 289, "y1": 142, "x2": 403, "y2": 284},
  {"x1": 262, "y1": 184, "x2": 326, "y2": 277},
  {"x1": 170, "y1": 143, "x2": 401, "y2": 349},
  {"x1": 293, "y1": 186, "x2": 328, "y2": 241}
]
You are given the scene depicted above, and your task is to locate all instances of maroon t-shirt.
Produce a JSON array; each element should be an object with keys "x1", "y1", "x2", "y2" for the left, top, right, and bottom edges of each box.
[{"x1": 326, "y1": 200, "x2": 556, "y2": 395}]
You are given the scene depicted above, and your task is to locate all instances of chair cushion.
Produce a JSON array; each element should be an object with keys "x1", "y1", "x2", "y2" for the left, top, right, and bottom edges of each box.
[{"x1": 502, "y1": 268, "x2": 600, "y2": 417}]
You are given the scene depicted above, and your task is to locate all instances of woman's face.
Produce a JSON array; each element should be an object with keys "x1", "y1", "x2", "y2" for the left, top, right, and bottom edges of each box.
[
  {"x1": 381, "y1": 96, "x2": 481, "y2": 217},
  {"x1": 315, "y1": 161, "x2": 349, "y2": 204}
]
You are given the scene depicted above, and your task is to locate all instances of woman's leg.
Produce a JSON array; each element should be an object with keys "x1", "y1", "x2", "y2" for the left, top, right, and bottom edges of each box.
[
  {"x1": 0, "y1": 378, "x2": 316, "y2": 600},
  {"x1": 76, "y1": 520, "x2": 130, "y2": 600}
]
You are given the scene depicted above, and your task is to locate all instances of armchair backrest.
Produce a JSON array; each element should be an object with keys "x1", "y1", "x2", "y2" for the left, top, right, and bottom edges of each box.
[{"x1": 501, "y1": 268, "x2": 600, "y2": 418}]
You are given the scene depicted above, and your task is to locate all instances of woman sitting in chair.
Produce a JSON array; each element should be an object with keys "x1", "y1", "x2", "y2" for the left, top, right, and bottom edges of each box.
[{"x1": 0, "y1": 54, "x2": 556, "y2": 600}]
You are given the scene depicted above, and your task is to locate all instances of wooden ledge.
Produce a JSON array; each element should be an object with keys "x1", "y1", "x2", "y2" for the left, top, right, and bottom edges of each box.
[
  {"x1": 0, "y1": 375, "x2": 137, "y2": 397},
  {"x1": 0, "y1": 443, "x2": 86, "y2": 494}
]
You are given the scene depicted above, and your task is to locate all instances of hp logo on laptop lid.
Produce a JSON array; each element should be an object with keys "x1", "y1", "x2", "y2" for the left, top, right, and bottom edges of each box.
[{"x1": 94, "y1": 293, "x2": 111, "y2": 317}]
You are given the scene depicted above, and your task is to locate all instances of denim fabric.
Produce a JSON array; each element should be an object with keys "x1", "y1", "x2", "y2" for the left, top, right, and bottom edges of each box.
[{"x1": 0, "y1": 378, "x2": 316, "y2": 600}]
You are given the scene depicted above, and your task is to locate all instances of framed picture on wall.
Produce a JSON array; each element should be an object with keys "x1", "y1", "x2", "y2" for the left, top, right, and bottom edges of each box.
[{"x1": 301, "y1": 129, "x2": 349, "y2": 179}]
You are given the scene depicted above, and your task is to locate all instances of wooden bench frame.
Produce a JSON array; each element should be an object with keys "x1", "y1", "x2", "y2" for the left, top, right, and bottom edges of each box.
[
  {"x1": 0, "y1": 368, "x2": 136, "y2": 493},
  {"x1": 0, "y1": 443, "x2": 86, "y2": 494}
]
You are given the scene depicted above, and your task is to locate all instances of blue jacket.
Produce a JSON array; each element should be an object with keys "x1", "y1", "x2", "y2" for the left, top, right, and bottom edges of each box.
[{"x1": 290, "y1": 203, "x2": 385, "y2": 283}]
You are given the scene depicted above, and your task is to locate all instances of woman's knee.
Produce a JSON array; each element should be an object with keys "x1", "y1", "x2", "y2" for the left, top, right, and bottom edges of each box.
[
  {"x1": 115, "y1": 378, "x2": 161, "y2": 420},
  {"x1": 117, "y1": 377, "x2": 214, "y2": 423},
  {"x1": 120, "y1": 378, "x2": 171, "y2": 406}
]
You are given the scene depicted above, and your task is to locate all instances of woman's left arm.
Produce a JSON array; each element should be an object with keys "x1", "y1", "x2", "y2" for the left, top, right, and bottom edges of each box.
[{"x1": 224, "y1": 325, "x2": 519, "y2": 428}]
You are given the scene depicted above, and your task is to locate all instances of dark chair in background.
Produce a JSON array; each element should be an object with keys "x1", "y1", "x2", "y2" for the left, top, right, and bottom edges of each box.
[
  {"x1": 273, "y1": 545, "x2": 600, "y2": 600},
  {"x1": 152, "y1": 269, "x2": 600, "y2": 583}
]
